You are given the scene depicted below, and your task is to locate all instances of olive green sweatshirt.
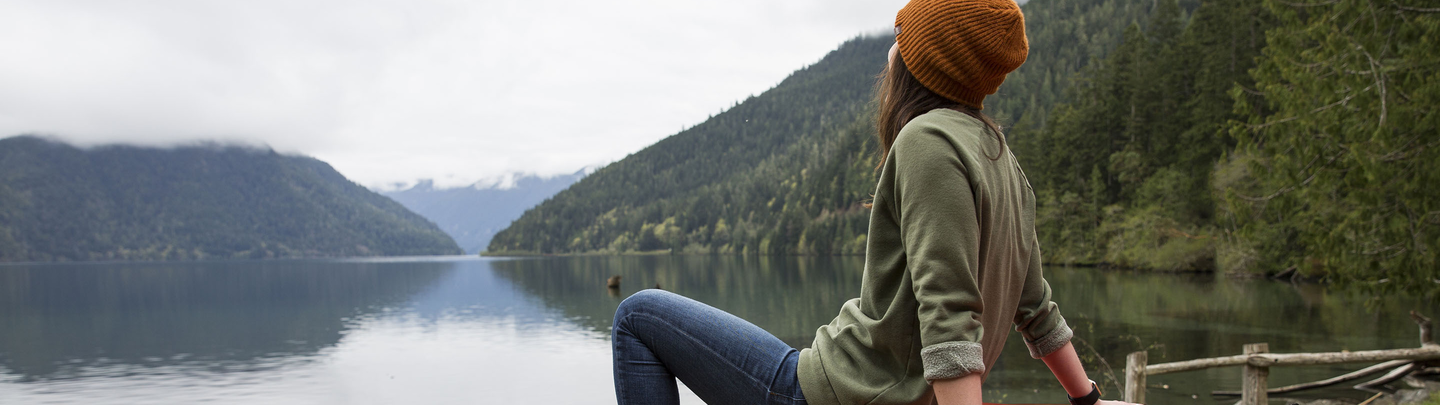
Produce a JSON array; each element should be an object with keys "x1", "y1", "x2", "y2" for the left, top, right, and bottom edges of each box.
[{"x1": 798, "y1": 109, "x2": 1072, "y2": 405}]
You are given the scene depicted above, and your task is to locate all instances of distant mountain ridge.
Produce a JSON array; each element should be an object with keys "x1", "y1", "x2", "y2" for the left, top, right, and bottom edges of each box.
[
  {"x1": 383, "y1": 171, "x2": 587, "y2": 254},
  {"x1": 0, "y1": 136, "x2": 462, "y2": 262}
]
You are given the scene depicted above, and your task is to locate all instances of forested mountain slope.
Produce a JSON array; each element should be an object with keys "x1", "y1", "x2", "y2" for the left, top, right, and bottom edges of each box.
[
  {"x1": 488, "y1": 0, "x2": 1163, "y2": 256},
  {"x1": 989, "y1": 0, "x2": 1198, "y2": 127},
  {"x1": 490, "y1": 0, "x2": 1437, "y2": 293},
  {"x1": 488, "y1": 36, "x2": 888, "y2": 255},
  {"x1": 1017, "y1": 0, "x2": 1271, "y2": 271},
  {"x1": 0, "y1": 136, "x2": 462, "y2": 262},
  {"x1": 486, "y1": 0, "x2": 1169, "y2": 255}
]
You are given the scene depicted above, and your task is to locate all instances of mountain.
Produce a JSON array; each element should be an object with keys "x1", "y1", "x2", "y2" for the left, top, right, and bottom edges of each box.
[
  {"x1": 488, "y1": 0, "x2": 1437, "y2": 293},
  {"x1": 382, "y1": 171, "x2": 586, "y2": 254},
  {"x1": 486, "y1": 34, "x2": 885, "y2": 255},
  {"x1": 487, "y1": 0, "x2": 1170, "y2": 256},
  {"x1": 0, "y1": 136, "x2": 463, "y2": 262}
]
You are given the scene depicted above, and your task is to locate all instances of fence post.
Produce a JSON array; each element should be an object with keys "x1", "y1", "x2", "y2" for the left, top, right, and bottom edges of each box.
[
  {"x1": 1125, "y1": 351, "x2": 1147, "y2": 403},
  {"x1": 1242, "y1": 343, "x2": 1270, "y2": 405}
]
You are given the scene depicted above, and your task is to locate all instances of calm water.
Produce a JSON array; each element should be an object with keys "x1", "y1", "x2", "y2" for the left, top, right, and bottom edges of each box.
[{"x1": 1, "y1": 256, "x2": 1435, "y2": 404}]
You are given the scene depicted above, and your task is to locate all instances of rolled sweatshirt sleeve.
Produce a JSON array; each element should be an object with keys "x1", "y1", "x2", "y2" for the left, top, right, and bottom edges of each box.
[{"x1": 891, "y1": 127, "x2": 986, "y2": 382}]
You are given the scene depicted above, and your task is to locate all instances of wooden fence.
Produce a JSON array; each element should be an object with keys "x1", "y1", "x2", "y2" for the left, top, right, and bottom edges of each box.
[{"x1": 1123, "y1": 311, "x2": 1439, "y2": 405}]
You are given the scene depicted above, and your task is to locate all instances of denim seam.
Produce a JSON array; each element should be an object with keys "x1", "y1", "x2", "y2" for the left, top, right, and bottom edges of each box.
[
  {"x1": 626, "y1": 311, "x2": 769, "y2": 390},
  {"x1": 768, "y1": 392, "x2": 803, "y2": 401},
  {"x1": 612, "y1": 312, "x2": 634, "y2": 403}
]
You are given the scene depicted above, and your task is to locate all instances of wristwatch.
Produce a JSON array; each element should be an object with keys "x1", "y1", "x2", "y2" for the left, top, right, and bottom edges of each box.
[{"x1": 1068, "y1": 380, "x2": 1102, "y2": 405}]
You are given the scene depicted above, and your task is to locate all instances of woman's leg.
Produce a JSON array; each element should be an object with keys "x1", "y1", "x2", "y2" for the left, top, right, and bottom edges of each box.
[{"x1": 612, "y1": 289, "x2": 806, "y2": 405}]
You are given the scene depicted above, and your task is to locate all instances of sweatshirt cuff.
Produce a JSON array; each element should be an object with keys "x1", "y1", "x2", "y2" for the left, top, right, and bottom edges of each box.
[
  {"x1": 921, "y1": 341, "x2": 985, "y2": 381},
  {"x1": 1025, "y1": 318, "x2": 1073, "y2": 358}
]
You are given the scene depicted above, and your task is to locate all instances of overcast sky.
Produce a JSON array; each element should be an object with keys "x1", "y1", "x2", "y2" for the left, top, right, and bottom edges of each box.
[{"x1": 0, "y1": 0, "x2": 919, "y2": 189}]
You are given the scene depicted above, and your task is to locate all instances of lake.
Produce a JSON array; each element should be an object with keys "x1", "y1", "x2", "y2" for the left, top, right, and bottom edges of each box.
[{"x1": 1, "y1": 256, "x2": 1435, "y2": 404}]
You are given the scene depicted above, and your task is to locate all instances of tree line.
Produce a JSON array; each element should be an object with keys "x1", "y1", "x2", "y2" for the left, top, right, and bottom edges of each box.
[
  {"x1": 0, "y1": 136, "x2": 462, "y2": 262},
  {"x1": 490, "y1": 0, "x2": 1439, "y2": 294}
]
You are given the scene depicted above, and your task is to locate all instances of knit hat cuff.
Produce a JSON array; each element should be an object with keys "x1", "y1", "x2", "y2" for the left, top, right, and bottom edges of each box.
[
  {"x1": 931, "y1": 77, "x2": 989, "y2": 110},
  {"x1": 896, "y1": 42, "x2": 991, "y2": 110}
]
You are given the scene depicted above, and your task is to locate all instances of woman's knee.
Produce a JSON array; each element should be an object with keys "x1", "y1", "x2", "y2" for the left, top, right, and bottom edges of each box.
[
  {"x1": 614, "y1": 289, "x2": 683, "y2": 333},
  {"x1": 615, "y1": 289, "x2": 677, "y2": 321}
]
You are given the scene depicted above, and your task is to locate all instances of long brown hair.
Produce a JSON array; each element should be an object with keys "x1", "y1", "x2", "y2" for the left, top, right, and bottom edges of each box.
[{"x1": 873, "y1": 47, "x2": 1006, "y2": 169}]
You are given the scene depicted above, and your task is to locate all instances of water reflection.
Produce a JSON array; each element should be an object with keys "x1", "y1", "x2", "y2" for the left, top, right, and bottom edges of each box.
[
  {"x1": 490, "y1": 255, "x2": 865, "y2": 347},
  {"x1": 491, "y1": 256, "x2": 1440, "y2": 405},
  {"x1": 0, "y1": 257, "x2": 632, "y2": 404},
  {"x1": 0, "y1": 260, "x2": 450, "y2": 381},
  {"x1": 1, "y1": 256, "x2": 1435, "y2": 404}
]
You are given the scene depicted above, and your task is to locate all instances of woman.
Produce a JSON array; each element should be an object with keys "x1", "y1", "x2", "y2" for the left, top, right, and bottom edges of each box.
[{"x1": 612, "y1": 1, "x2": 1137, "y2": 404}]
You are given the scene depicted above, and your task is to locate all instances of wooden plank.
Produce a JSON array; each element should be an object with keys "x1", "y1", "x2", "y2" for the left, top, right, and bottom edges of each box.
[
  {"x1": 1125, "y1": 351, "x2": 1147, "y2": 404},
  {"x1": 1146, "y1": 346, "x2": 1440, "y2": 375},
  {"x1": 1242, "y1": 343, "x2": 1270, "y2": 405}
]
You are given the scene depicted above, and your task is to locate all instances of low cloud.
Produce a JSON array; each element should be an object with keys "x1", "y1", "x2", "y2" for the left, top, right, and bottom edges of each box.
[{"x1": 0, "y1": 0, "x2": 908, "y2": 188}]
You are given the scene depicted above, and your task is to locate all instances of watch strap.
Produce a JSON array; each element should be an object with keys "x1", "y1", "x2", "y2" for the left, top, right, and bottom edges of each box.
[{"x1": 1067, "y1": 380, "x2": 1102, "y2": 405}]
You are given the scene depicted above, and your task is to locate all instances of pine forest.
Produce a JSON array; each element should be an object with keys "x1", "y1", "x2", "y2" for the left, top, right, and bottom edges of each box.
[{"x1": 488, "y1": 0, "x2": 1439, "y2": 294}]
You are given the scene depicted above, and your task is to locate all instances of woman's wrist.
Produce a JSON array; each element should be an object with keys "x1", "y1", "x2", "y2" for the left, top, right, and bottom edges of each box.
[
  {"x1": 1066, "y1": 380, "x2": 1102, "y2": 405},
  {"x1": 1039, "y1": 342, "x2": 1094, "y2": 398}
]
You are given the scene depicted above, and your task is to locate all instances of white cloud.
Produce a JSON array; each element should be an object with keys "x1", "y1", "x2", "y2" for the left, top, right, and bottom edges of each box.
[{"x1": 0, "y1": 0, "x2": 909, "y2": 188}]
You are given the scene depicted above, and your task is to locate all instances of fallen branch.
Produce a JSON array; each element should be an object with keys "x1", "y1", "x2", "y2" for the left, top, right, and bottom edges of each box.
[
  {"x1": 1358, "y1": 392, "x2": 1385, "y2": 405},
  {"x1": 1212, "y1": 360, "x2": 1411, "y2": 396},
  {"x1": 1353, "y1": 362, "x2": 1417, "y2": 390}
]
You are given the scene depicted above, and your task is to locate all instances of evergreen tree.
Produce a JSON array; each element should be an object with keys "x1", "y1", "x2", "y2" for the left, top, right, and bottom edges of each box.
[{"x1": 1223, "y1": 0, "x2": 1440, "y2": 292}]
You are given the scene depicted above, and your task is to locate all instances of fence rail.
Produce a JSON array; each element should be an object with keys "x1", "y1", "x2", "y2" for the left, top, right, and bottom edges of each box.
[{"x1": 1122, "y1": 311, "x2": 1438, "y2": 405}]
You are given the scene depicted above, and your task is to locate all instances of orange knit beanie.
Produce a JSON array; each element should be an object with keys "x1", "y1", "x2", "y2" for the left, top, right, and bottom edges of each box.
[{"x1": 895, "y1": 0, "x2": 1029, "y2": 110}]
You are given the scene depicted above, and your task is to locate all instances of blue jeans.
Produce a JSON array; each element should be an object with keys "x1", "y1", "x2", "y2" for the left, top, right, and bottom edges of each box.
[{"x1": 612, "y1": 289, "x2": 807, "y2": 405}]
